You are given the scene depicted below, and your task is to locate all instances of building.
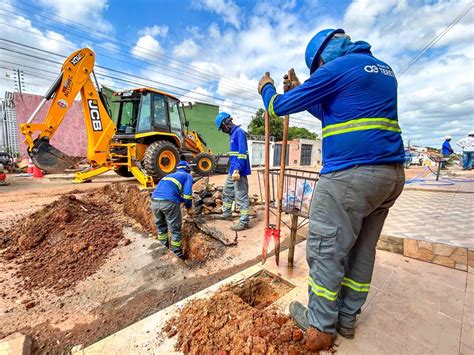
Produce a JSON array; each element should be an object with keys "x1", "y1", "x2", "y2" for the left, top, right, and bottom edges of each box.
[
  {"x1": 0, "y1": 92, "x2": 20, "y2": 156},
  {"x1": 182, "y1": 102, "x2": 228, "y2": 154},
  {"x1": 275, "y1": 138, "x2": 322, "y2": 167},
  {"x1": 247, "y1": 135, "x2": 275, "y2": 167}
]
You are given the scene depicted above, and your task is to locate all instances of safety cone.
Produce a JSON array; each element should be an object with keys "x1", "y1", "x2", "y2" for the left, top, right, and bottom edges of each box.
[
  {"x1": 27, "y1": 158, "x2": 34, "y2": 174},
  {"x1": 33, "y1": 165, "x2": 44, "y2": 178}
]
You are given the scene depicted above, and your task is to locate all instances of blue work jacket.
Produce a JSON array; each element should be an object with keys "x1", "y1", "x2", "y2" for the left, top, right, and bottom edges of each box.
[
  {"x1": 151, "y1": 170, "x2": 193, "y2": 208},
  {"x1": 442, "y1": 140, "x2": 453, "y2": 156},
  {"x1": 261, "y1": 41, "x2": 404, "y2": 174},
  {"x1": 229, "y1": 126, "x2": 251, "y2": 176}
]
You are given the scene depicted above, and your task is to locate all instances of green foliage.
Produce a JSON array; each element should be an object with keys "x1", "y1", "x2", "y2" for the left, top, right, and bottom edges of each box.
[
  {"x1": 288, "y1": 127, "x2": 318, "y2": 140},
  {"x1": 247, "y1": 108, "x2": 318, "y2": 141}
]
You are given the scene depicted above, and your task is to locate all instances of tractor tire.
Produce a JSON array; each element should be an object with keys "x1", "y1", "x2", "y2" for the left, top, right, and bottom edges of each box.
[
  {"x1": 194, "y1": 152, "x2": 216, "y2": 175},
  {"x1": 144, "y1": 141, "x2": 180, "y2": 180},
  {"x1": 114, "y1": 165, "x2": 133, "y2": 177}
]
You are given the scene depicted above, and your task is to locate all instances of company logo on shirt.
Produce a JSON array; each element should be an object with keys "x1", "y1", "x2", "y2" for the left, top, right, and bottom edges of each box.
[{"x1": 364, "y1": 64, "x2": 395, "y2": 77}]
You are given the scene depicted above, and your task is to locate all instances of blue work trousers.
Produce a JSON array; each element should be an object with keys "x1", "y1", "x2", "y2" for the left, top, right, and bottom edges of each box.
[{"x1": 462, "y1": 152, "x2": 473, "y2": 170}]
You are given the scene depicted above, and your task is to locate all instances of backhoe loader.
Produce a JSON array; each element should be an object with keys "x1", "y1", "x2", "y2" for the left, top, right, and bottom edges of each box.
[{"x1": 20, "y1": 48, "x2": 228, "y2": 188}]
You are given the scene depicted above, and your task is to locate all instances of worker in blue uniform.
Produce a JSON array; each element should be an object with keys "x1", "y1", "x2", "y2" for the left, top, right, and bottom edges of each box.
[
  {"x1": 441, "y1": 136, "x2": 454, "y2": 169},
  {"x1": 258, "y1": 29, "x2": 405, "y2": 351},
  {"x1": 150, "y1": 161, "x2": 194, "y2": 259},
  {"x1": 214, "y1": 112, "x2": 252, "y2": 231}
]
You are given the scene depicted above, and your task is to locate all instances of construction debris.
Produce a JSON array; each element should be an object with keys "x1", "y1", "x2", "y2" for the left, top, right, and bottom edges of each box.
[
  {"x1": 193, "y1": 182, "x2": 260, "y2": 217},
  {"x1": 163, "y1": 273, "x2": 314, "y2": 354}
]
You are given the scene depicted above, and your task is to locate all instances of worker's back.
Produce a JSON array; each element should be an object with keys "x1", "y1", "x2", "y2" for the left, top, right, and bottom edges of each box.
[
  {"x1": 311, "y1": 43, "x2": 404, "y2": 173},
  {"x1": 152, "y1": 170, "x2": 192, "y2": 205}
]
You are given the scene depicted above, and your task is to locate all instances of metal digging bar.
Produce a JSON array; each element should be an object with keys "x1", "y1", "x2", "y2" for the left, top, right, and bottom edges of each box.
[{"x1": 258, "y1": 167, "x2": 319, "y2": 267}]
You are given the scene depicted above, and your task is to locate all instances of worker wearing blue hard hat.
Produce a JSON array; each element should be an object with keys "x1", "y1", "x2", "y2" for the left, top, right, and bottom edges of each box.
[
  {"x1": 150, "y1": 160, "x2": 194, "y2": 259},
  {"x1": 258, "y1": 28, "x2": 405, "y2": 351},
  {"x1": 214, "y1": 112, "x2": 252, "y2": 231}
]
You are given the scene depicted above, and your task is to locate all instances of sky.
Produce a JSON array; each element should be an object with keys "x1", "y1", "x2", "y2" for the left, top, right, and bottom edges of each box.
[{"x1": 0, "y1": 0, "x2": 473, "y2": 150}]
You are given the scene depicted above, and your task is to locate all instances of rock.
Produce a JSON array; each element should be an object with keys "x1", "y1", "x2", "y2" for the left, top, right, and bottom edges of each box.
[
  {"x1": 118, "y1": 238, "x2": 131, "y2": 246},
  {"x1": 70, "y1": 344, "x2": 83, "y2": 353},
  {"x1": 203, "y1": 197, "x2": 216, "y2": 205},
  {"x1": 0, "y1": 332, "x2": 32, "y2": 355},
  {"x1": 24, "y1": 301, "x2": 36, "y2": 310}
]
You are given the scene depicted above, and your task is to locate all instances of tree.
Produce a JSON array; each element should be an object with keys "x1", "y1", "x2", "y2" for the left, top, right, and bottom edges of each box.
[
  {"x1": 247, "y1": 108, "x2": 318, "y2": 141},
  {"x1": 288, "y1": 127, "x2": 318, "y2": 140},
  {"x1": 247, "y1": 108, "x2": 284, "y2": 141}
]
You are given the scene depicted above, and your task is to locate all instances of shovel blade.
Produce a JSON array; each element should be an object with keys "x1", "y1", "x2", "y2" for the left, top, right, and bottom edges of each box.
[{"x1": 30, "y1": 138, "x2": 77, "y2": 173}]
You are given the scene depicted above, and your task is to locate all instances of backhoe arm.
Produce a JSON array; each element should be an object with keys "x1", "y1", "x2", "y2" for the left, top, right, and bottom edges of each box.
[{"x1": 20, "y1": 48, "x2": 116, "y2": 172}]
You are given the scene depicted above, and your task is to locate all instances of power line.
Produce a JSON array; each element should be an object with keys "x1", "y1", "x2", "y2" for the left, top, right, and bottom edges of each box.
[
  {"x1": 398, "y1": 3, "x2": 473, "y2": 76},
  {"x1": 0, "y1": 16, "x2": 257, "y2": 101},
  {"x1": 0, "y1": 3, "x2": 257, "y2": 96},
  {"x1": 0, "y1": 43, "x2": 322, "y2": 129}
]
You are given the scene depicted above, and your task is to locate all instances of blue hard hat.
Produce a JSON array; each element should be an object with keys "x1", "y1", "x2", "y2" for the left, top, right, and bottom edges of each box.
[
  {"x1": 305, "y1": 28, "x2": 345, "y2": 74},
  {"x1": 215, "y1": 112, "x2": 231, "y2": 130},
  {"x1": 176, "y1": 160, "x2": 191, "y2": 171}
]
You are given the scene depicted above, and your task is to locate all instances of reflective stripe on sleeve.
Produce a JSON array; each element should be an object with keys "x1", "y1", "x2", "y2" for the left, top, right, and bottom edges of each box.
[
  {"x1": 183, "y1": 194, "x2": 193, "y2": 199},
  {"x1": 268, "y1": 94, "x2": 280, "y2": 119}
]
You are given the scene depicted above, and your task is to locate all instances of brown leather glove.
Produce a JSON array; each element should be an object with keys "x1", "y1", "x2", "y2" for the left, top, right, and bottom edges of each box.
[
  {"x1": 258, "y1": 72, "x2": 274, "y2": 94},
  {"x1": 232, "y1": 169, "x2": 240, "y2": 181},
  {"x1": 283, "y1": 68, "x2": 301, "y2": 93}
]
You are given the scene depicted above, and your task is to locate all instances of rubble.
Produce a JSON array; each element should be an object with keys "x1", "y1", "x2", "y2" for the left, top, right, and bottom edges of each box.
[
  {"x1": 193, "y1": 182, "x2": 260, "y2": 217},
  {"x1": 164, "y1": 274, "x2": 313, "y2": 354}
]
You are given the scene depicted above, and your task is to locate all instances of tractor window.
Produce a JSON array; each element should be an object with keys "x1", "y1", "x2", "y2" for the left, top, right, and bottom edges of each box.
[
  {"x1": 168, "y1": 98, "x2": 183, "y2": 136},
  {"x1": 116, "y1": 100, "x2": 139, "y2": 133},
  {"x1": 152, "y1": 94, "x2": 167, "y2": 128},
  {"x1": 137, "y1": 93, "x2": 152, "y2": 132}
]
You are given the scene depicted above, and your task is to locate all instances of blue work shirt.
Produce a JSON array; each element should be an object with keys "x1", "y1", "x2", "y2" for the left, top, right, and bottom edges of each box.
[
  {"x1": 261, "y1": 41, "x2": 404, "y2": 174},
  {"x1": 151, "y1": 170, "x2": 193, "y2": 208},
  {"x1": 229, "y1": 126, "x2": 251, "y2": 176},
  {"x1": 442, "y1": 140, "x2": 453, "y2": 156}
]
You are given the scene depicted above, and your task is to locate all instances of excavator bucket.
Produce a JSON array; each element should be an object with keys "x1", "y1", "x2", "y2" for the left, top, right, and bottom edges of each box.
[{"x1": 30, "y1": 137, "x2": 78, "y2": 173}]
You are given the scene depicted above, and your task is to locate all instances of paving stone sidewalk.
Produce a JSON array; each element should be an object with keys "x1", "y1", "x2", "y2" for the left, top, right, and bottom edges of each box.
[{"x1": 383, "y1": 189, "x2": 474, "y2": 248}]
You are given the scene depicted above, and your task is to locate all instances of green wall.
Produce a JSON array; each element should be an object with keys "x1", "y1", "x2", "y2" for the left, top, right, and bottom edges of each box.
[{"x1": 183, "y1": 102, "x2": 228, "y2": 154}]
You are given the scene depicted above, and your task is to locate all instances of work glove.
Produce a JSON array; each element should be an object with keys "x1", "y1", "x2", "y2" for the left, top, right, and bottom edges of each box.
[
  {"x1": 232, "y1": 169, "x2": 241, "y2": 181},
  {"x1": 258, "y1": 72, "x2": 274, "y2": 94},
  {"x1": 283, "y1": 68, "x2": 301, "y2": 93}
]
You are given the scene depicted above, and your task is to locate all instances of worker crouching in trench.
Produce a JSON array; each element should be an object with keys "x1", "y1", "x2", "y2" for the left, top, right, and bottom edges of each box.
[{"x1": 150, "y1": 161, "x2": 195, "y2": 259}]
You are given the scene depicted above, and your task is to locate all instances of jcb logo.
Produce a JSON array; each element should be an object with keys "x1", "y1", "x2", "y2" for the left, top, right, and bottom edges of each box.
[
  {"x1": 88, "y1": 100, "x2": 103, "y2": 131},
  {"x1": 364, "y1": 65, "x2": 379, "y2": 73},
  {"x1": 70, "y1": 52, "x2": 85, "y2": 66}
]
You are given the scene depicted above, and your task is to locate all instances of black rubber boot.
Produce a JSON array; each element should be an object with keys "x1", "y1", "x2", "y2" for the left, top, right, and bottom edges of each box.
[
  {"x1": 336, "y1": 322, "x2": 355, "y2": 339},
  {"x1": 289, "y1": 301, "x2": 309, "y2": 331}
]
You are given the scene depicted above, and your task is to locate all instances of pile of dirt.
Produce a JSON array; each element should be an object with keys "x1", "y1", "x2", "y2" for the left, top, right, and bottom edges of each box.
[
  {"x1": 0, "y1": 195, "x2": 126, "y2": 295},
  {"x1": 92, "y1": 183, "x2": 155, "y2": 233},
  {"x1": 163, "y1": 274, "x2": 310, "y2": 354}
]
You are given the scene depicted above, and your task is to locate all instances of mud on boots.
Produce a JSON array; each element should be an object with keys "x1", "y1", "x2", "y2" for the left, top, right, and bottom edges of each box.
[
  {"x1": 150, "y1": 161, "x2": 195, "y2": 259},
  {"x1": 214, "y1": 112, "x2": 251, "y2": 231},
  {"x1": 259, "y1": 28, "x2": 405, "y2": 350}
]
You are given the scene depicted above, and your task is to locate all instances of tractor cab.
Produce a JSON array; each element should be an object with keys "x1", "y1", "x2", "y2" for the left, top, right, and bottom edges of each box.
[
  {"x1": 110, "y1": 88, "x2": 217, "y2": 180},
  {"x1": 113, "y1": 88, "x2": 186, "y2": 146}
]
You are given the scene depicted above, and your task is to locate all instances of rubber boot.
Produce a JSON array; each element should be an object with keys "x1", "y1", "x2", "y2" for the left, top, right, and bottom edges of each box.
[{"x1": 230, "y1": 223, "x2": 249, "y2": 231}]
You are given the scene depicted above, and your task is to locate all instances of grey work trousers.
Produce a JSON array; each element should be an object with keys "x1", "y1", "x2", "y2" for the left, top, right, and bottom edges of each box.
[
  {"x1": 151, "y1": 199, "x2": 183, "y2": 257},
  {"x1": 222, "y1": 174, "x2": 250, "y2": 226},
  {"x1": 307, "y1": 164, "x2": 405, "y2": 334}
]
